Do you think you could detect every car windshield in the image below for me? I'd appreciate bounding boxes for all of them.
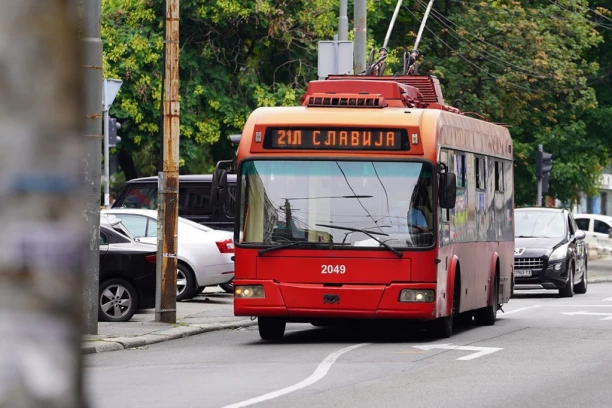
[515,210,566,238]
[238,160,435,248]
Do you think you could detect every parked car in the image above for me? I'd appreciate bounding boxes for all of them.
[112,174,237,231]
[102,209,235,300]
[514,208,588,297]
[99,215,157,322]
[573,213,612,255]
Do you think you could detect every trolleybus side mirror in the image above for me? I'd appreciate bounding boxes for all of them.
[211,168,228,207]
[439,172,457,209]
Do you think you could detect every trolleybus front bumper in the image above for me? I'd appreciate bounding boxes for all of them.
[234,280,438,321]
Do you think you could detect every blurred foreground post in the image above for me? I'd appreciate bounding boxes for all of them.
[0,1,86,407]
[156,0,180,323]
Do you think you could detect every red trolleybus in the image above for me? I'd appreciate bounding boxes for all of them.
[226,75,514,340]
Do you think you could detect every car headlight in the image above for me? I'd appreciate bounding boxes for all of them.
[399,289,435,303]
[549,244,569,261]
[235,285,265,299]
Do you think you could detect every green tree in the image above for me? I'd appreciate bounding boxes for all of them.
[102,0,337,179]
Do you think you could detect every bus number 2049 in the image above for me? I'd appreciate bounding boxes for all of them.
[321,265,346,274]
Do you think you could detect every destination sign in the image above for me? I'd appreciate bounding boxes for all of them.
[263,127,409,151]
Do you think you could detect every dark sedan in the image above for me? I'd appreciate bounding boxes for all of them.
[514,208,587,297]
[99,216,157,322]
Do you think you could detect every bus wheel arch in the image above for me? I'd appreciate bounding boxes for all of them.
[428,258,460,339]
[446,256,461,317]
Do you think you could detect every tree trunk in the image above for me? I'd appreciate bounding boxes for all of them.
[118,148,139,180]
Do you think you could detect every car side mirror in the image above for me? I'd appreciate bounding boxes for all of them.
[575,230,586,240]
[439,172,457,209]
[211,168,228,207]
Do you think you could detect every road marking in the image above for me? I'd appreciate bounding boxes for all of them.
[543,304,612,308]
[604,297,612,301]
[413,343,503,361]
[222,343,370,408]
[502,305,541,315]
[562,311,612,320]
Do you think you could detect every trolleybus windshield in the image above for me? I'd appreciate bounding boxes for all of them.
[238,160,435,249]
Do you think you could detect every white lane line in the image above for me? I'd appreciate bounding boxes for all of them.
[413,344,503,360]
[222,343,370,408]
[541,304,612,307]
[604,297,612,301]
[501,305,541,315]
[562,311,612,320]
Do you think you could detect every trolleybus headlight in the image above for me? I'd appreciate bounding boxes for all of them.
[235,285,265,299]
[399,289,435,303]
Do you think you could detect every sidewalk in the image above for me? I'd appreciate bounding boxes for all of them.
[588,254,612,283]
[82,288,255,355]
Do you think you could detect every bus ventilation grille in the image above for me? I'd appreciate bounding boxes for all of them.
[304,93,386,108]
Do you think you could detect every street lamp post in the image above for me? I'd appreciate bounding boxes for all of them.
[102,78,123,208]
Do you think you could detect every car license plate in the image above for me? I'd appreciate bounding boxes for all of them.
[515,270,532,277]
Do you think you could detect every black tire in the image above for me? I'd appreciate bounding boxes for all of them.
[99,278,139,322]
[575,263,588,294]
[176,263,197,301]
[427,275,459,338]
[475,273,498,326]
[219,280,234,293]
[258,317,286,340]
[559,263,575,298]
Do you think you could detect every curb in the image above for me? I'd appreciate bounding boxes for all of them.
[82,319,257,355]
[588,276,612,284]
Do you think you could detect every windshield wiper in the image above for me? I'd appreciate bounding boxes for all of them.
[315,224,403,258]
[258,241,329,255]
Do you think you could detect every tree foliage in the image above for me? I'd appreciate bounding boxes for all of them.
[103,0,611,206]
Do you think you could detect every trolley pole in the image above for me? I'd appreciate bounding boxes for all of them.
[339,0,349,41]
[0,1,86,406]
[354,0,367,74]
[156,0,180,323]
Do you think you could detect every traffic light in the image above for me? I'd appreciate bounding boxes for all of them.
[535,150,553,178]
[109,117,121,147]
[542,173,549,194]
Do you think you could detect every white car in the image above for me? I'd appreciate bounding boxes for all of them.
[101,209,234,301]
[574,213,612,255]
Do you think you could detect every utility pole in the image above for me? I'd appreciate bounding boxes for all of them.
[156,0,180,323]
[354,0,367,74]
[0,1,86,406]
[82,0,103,335]
[339,0,349,41]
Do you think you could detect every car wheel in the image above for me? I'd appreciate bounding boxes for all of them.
[559,263,575,298]
[99,279,138,322]
[475,273,498,326]
[575,263,588,294]
[258,317,286,341]
[176,263,197,301]
[219,280,234,293]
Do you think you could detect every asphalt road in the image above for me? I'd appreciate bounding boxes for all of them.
[85,282,612,408]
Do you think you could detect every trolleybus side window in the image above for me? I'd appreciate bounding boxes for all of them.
[456,153,466,188]
[475,156,486,190]
[495,161,504,192]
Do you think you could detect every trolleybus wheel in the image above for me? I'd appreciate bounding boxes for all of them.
[258,317,286,340]
[475,272,499,326]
